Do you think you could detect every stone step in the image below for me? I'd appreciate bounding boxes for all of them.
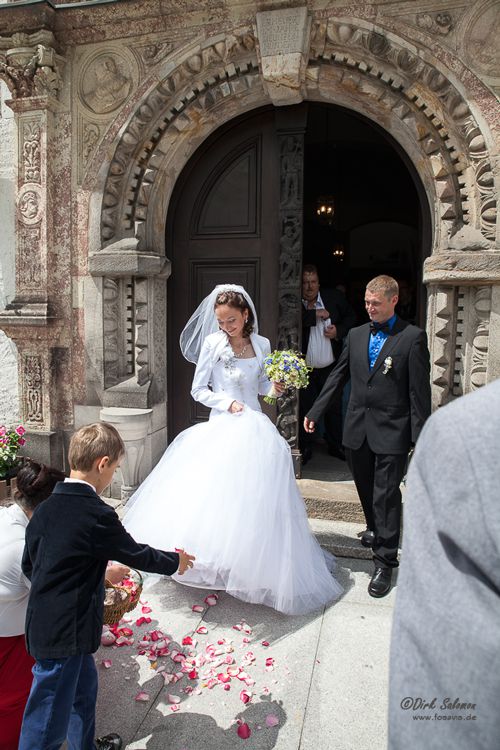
[309,517,372,560]
[299,478,366,523]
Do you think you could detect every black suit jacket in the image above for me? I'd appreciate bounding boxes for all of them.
[302,288,356,361]
[22,482,180,659]
[307,318,431,454]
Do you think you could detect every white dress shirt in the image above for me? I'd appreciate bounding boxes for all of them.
[0,503,30,637]
[303,292,335,368]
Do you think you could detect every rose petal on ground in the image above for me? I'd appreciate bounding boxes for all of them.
[141,606,152,614]
[188,669,198,680]
[196,626,208,634]
[170,704,180,712]
[182,636,193,646]
[233,624,242,631]
[265,657,275,667]
[239,689,252,704]
[134,692,150,702]
[217,673,230,683]
[261,641,270,647]
[101,659,112,669]
[192,604,204,613]
[237,722,251,739]
[265,714,279,727]
[242,637,251,644]
[101,631,116,647]
[204,594,218,606]
[223,684,231,691]
[227,666,240,677]
[167,694,181,704]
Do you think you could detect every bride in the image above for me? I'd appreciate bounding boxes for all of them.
[123,284,343,615]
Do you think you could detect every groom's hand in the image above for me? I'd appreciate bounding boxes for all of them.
[304,417,316,433]
[177,550,196,575]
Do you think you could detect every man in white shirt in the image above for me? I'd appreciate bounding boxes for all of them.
[300,264,356,465]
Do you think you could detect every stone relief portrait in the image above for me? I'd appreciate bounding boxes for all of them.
[81,53,132,114]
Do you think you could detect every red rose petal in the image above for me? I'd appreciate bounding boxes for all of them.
[237,722,251,739]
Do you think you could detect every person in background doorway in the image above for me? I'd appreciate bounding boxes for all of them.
[300,264,356,465]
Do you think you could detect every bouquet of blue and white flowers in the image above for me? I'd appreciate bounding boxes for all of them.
[263,350,311,405]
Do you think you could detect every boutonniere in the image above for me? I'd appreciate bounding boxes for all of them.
[382,356,393,375]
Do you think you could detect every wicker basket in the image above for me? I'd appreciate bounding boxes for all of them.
[103,569,143,626]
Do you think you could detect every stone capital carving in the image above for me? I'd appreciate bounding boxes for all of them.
[0,38,63,99]
[255,7,311,105]
[89,239,171,278]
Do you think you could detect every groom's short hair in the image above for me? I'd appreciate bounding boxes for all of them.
[68,422,125,471]
[366,275,399,299]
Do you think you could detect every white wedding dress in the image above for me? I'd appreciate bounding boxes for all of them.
[123,331,343,615]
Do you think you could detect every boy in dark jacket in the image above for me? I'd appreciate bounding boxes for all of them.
[19,422,195,750]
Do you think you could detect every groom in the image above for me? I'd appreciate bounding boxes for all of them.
[304,275,431,597]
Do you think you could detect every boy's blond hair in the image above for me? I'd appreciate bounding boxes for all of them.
[68,422,125,471]
[366,275,399,299]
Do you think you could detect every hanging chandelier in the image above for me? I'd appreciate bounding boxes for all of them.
[315,195,335,225]
[332,242,345,261]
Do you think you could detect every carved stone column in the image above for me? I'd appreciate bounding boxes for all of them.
[0,32,66,466]
[275,106,307,476]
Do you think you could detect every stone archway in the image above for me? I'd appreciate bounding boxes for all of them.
[88,15,498,430]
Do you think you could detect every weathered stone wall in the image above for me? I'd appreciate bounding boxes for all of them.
[0,0,497,481]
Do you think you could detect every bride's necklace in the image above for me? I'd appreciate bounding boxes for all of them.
[230,339,249,358]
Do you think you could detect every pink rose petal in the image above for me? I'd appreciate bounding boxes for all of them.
[170,704,180,712]
[101,631,116,647]
[192,604,204,613]
[101,659,112,669]
[204,594,218,606]
[265,714,279,727]
[188,669,198,680]
[239,689,252,704]
[135,691,150,702]
[261,641,270,647]
[167,693,181,704]
[196,626,208,634]
[227,666,240,677]
[223,684,231,691]
[141,606,152,614]
[237,722,251,739]
[182,636,193,646]
[265,657,275,667]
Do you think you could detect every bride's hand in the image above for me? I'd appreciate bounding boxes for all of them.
[229,400,244,413]
[272,382,286,396]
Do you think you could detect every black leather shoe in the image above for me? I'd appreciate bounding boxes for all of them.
[327,444,346,461]
[301,447,312,466]
[360,529,375,548]
[368,567,393,598]
[95,734,123,750]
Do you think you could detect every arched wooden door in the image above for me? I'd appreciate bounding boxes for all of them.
[167,108,281,438]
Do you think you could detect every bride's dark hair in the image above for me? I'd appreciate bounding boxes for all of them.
[214,290,254,337]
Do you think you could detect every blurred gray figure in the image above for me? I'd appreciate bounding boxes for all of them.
[389,378,500,749]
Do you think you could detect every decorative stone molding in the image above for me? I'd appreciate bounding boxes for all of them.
[22,352,44,426]
[99,406,152,503]
[255,7,312,105]
[275,107,306,458]
[427,286,456,408]
[470,286,492,390]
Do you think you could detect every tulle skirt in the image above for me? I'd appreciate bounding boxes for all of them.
[123,408,343,615]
